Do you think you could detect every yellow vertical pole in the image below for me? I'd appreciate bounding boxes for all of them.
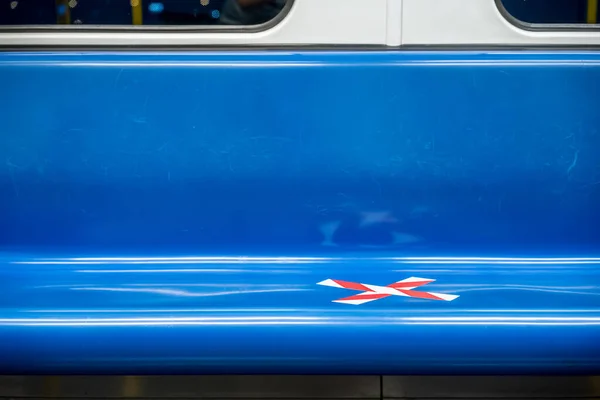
[55,0,70,24]
[131,0,143,25]
[587,0,598,24]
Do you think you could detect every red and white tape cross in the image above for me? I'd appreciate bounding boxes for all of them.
[317,277,459,305]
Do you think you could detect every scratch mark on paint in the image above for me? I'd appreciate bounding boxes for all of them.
[567,150,579,175]
[113,69,124,90]
[5,157,23,197]
[320,221,341,247]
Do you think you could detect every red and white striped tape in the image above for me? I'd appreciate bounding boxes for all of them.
[317,277,459,304]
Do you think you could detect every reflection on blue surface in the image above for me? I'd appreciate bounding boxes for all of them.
[0,51,600,373]
[0,254,599,373]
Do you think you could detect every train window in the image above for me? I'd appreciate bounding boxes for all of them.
[498,0,599,26]
[0,0,290,27]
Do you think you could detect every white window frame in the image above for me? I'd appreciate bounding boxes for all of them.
[401,0,600,46]
[0,0,390,46]
[2,0,600,47]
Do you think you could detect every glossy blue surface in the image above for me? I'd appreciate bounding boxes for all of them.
[1,51,599,374]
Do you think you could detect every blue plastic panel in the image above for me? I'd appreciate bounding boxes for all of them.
[0,51,599,374]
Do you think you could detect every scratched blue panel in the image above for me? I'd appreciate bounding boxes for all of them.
[0,51,599,374]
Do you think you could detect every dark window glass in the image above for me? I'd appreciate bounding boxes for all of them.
[0,0,288,26]
[500,0,598,25]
